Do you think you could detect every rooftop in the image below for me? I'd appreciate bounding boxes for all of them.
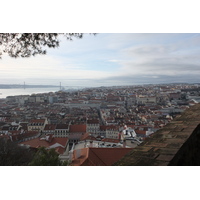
[114,103,200,166]
[71,147,134,166]
[69,124,86,133]
[73,140,127,150]
[44,124,56,130]
[56,124,69,130]
[29,119,46,123]
[19,135,68,154]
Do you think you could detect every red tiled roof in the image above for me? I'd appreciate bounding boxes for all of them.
[69,124,86,133]
[19,123,28,130]
[29,119,46,123]
[80,132,96,141]
[0,103,8,107]
[25,131,38,135]
[55,146,65,154]
[44,124,56,130]
[72,148,133,166]
[9,130,21,135]
[126,125,135,129]
[56,124,69,130]
[100,125,107,131]
[87,119,99,124]
[5,131,39,141]
[19,137,68,151]
[101,138,119,143]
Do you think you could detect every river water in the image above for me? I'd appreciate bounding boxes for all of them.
[0,87,60,98]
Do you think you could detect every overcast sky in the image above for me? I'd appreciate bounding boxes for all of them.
[1,33,200,87]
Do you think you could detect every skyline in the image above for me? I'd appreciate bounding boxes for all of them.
[1,33,200,87]
[1,0,199,197]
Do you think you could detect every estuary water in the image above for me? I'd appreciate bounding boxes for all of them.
[0,87,60,98]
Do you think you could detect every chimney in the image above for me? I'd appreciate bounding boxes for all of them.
[48,134,53,142]
[123,139,126,148]
[45,135,50,141]
[9,135,13,142]
[89,140,93,147]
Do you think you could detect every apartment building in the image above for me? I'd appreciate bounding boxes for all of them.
[27,118,48,132]
[86,119,100,136]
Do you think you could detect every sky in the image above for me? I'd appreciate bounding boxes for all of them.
[1,33,200,87]
[1,1,200,199]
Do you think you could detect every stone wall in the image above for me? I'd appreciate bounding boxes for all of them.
[114,103,200,166]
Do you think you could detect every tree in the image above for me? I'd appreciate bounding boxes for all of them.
[28,147,68,166]
[0,137,35,166]
[0,33,94,59]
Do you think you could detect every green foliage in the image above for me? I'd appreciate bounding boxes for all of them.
[28,147,68,166]
[62,160,70,166]
[0,138,35,166]
[0,33,95,59]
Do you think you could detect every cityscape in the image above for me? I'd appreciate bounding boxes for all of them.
[0,82,200,165]
[1,2,200,199]
[1,33,200,167]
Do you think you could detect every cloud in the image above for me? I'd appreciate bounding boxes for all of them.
[1,33,200,86]
[116,35,200,78]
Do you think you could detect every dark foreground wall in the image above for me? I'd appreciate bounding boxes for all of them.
[114,103,200,166]
[168,123,200,165]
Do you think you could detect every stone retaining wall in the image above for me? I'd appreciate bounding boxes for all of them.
[114,103,200,166]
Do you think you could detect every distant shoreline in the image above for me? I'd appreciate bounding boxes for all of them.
[0,87,60,99]
[0,84,59,89]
